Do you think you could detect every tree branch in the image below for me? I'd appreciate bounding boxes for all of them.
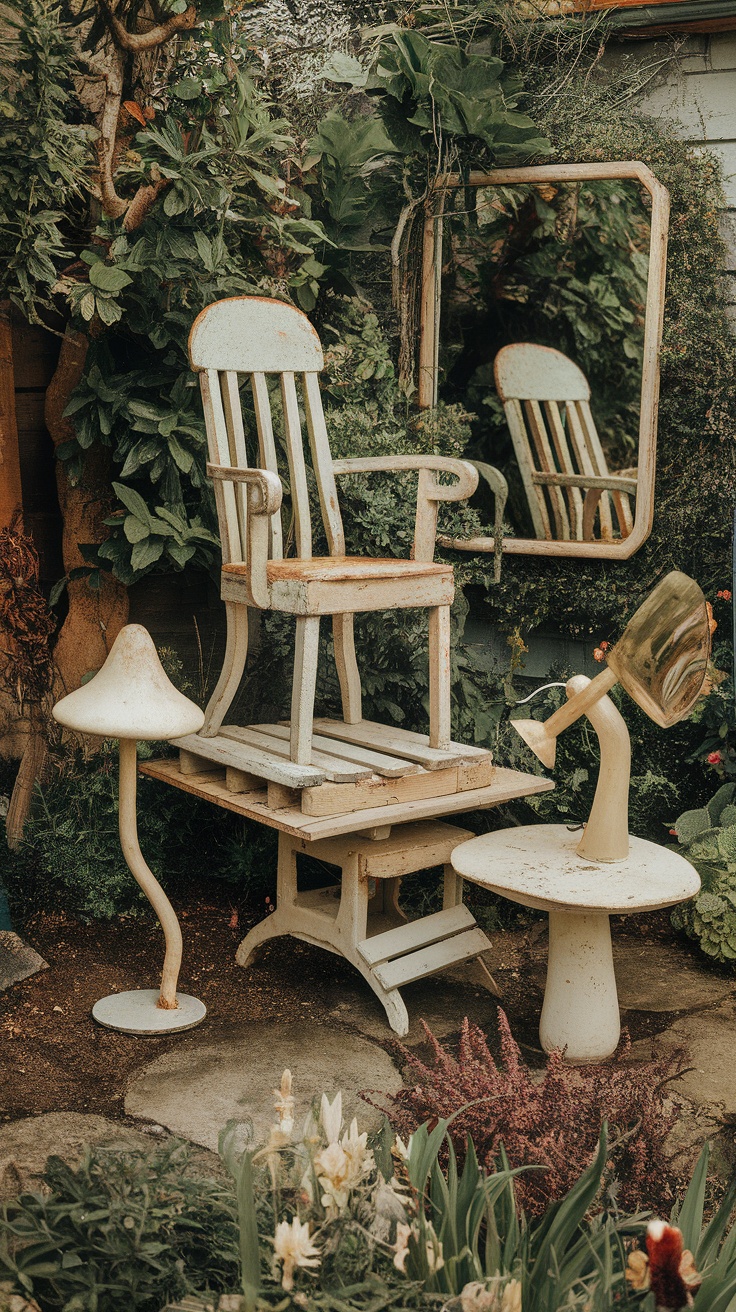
[96,0,198,52]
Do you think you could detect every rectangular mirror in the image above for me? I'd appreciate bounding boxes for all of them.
[418,162,669,560]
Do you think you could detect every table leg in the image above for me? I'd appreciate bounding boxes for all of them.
[540,910,620,1063]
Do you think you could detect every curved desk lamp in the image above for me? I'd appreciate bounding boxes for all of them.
[452,571,709,1062]
[53,625,207,1035]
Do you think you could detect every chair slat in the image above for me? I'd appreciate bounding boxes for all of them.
[505,399,551,539]
[303,372,345,555]
[525,400,570,539]
[201,370,242,563]
[280,371,312,559]
[578,400,634,538]
[544,401,583,540]
[251,371,284,560]
[571,402,614,541]
[222,371,249,551]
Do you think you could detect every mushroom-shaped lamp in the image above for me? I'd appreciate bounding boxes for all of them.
[451,572,709,1063]
[53,625,207,1034]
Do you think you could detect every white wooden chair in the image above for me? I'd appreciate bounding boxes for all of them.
[494,343,638,543]
[188,296,479,767]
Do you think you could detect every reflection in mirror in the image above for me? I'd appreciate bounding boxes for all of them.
[426,165,669,560]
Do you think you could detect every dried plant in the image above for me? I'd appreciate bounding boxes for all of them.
[380,1010,687,1217]
[0,513,55,710]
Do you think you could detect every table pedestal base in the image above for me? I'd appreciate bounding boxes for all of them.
[541,911,620,1063]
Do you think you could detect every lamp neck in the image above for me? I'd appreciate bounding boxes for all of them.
[566,675,631,862]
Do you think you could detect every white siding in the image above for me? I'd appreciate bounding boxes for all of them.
[623,32,736,318]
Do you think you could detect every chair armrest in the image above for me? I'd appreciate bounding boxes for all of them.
[206,464,283,516]
[207,464,282,608]
[333,455,479,561]
[332,454,479,502]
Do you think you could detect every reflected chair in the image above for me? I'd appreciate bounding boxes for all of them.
[494,343,638,543]
[188,296,479,766]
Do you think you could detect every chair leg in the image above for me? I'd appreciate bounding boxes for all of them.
[428,605,451,750]
[332,613,362,724]
[291,616,320,764]
[201,602,248,738]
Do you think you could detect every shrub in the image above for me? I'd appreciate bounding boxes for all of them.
[379,1010,686,1218]
[671,783,736,966]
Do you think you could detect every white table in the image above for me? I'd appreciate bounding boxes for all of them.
[451,824,700,1063]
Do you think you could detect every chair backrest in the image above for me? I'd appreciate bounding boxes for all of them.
[189,296,345,566]
[494,342,634,542]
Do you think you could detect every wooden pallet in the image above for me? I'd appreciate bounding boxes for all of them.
[173,718,497,818]
[140,755,554,842]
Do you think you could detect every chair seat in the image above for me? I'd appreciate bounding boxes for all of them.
[221,556,455,615]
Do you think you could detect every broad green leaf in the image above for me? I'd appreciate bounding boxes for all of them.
[130,537,164,571]
[112,481,155,528]
[88,263,133,293]
[172,77,202,101]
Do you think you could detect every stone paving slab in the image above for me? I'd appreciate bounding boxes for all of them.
[125,1019,403,1151]
[0,1113,152,1198]
[633,999,736,1116]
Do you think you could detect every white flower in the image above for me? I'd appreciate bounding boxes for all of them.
[425,1227,444,1275]
[460,1278,522,1312]
[272,1216,321,1291]
[314,1116,375,1213]
[393,1134,412,1162]
[314,1140,351,1211]
[320,1091,342,1144]
[273,1069,295,1136]
[393,1221,413,1272]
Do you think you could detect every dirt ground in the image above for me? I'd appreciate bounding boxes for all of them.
[0,870,713,1128]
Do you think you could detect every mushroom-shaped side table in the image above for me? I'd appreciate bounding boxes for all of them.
[452,822,699,1063]
[453,571,708,1064]
[53,624,207,1035]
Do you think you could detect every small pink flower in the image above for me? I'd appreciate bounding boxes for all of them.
[707,751,722,765]
[717,589,732,601]
[669,829,677,836]
[599,640,610,650]
[593,647,605,663]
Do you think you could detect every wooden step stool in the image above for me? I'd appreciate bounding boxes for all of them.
[235,820,496,1036]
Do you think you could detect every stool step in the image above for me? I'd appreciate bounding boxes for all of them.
[373,928,492,991]
[358,903,475,967]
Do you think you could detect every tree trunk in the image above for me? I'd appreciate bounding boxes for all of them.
[46,328,128,695]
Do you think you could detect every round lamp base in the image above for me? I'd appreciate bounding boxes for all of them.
[92,989,206,1035]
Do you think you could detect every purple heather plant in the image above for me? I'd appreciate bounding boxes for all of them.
[380,1010,687,1217]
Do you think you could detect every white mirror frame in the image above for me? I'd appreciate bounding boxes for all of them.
[418,161,670,560]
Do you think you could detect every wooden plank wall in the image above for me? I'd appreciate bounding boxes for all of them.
[629,32,736,325]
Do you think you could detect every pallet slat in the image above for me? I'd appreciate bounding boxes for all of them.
[313,717,492,770]
[174,734,325,789]
[219,724,370,783]
[271,722,420,777]
[373,927,492,990]
[358,904,475,967]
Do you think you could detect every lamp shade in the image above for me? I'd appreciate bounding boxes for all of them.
[53,625,205,741]
[607,571,711,729]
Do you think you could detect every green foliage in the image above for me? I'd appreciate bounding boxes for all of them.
[53,59,330,583]
[0,1141,240,1310]
[0,0,91,322]
[9,1096,736,1312]
[671,783,736,966]
[366,29,549,163]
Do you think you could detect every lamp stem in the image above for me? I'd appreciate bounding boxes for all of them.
[118,737,182,1009]
[566,675,630,862]
[544,665,617,740]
